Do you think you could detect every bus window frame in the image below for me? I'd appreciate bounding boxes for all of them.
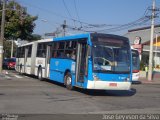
[37,42,52,58]
[26,45,32,58]
[52,40,77,60]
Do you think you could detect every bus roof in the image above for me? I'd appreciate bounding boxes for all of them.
[53,33,90,41]
[20,41,34,47]
[18,38,53,47]
[53,33,129,41]
[36,38,53,43]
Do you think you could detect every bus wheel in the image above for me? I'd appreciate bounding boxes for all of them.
[64,72,73,90]
[38,68,43,80]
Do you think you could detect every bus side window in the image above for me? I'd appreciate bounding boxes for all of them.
[70,50,75,60]
[57,50,65,58]
[37,43,47,58]
[65,41,77,59]
[27,45,32,57]
[59,42,65,49]
[64,50,75,60]
[52,51,57,58]
[42,50,46,57]
[21,47,25,58]
[16,47,21,58]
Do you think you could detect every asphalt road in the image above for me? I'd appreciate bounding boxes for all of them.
[0,70,160,119]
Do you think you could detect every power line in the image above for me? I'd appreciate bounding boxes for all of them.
[62,0,79,29]
[15,0,158,34]
[80,6,155,33]
[73,0,82,27]
[82,17,150,33]
[62,0,72,19]
[16,0,71,22]
[15,0,112,28]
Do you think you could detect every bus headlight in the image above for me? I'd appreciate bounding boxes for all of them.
[126,77,130,81]
[93,75,100,81]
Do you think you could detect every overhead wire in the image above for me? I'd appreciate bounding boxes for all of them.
[15,0,160,34]
[62,0,73,19]
[73,0,82,27]
[64,16,151,34]
[16,0,98,26]
[62,0,78,29]
[81,6,155,33]
[96,17,150,33]
[16,0,120,28]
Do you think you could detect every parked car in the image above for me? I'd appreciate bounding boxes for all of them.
[3,58,16,69]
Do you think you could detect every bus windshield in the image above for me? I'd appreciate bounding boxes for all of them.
[92,44,130,73]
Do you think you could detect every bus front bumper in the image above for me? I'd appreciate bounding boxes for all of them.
[87,80,131,90]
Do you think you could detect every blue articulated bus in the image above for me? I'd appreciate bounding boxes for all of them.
[49,33,132,90]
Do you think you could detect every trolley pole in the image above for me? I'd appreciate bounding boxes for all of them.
[0,0,6,73]
[148,0,156,81]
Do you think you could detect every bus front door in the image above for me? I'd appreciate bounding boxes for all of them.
[76,42,88,84]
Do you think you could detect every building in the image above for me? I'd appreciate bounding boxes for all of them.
[124,25,160,69]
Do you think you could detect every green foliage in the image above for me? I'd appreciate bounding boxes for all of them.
[3,40,17,58]
[0,1,38,40]
[140,61,145,71]
[0,1,40,58]
[28,34,42,41]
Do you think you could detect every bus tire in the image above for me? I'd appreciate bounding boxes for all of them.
[38,68,43,81]
[64,72,73,90]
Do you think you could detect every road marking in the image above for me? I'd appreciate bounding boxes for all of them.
[14,75,23,78]
[5,75,11,79]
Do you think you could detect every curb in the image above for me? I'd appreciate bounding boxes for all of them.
[0,70,9,78]
[140,80,160,84]
[0,74,5,77]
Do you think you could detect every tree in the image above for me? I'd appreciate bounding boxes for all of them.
[0,1,39,58]
[3,40,17,58]
[29,34,41,41]
[0,0,38,40]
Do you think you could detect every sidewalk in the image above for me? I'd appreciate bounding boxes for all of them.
[0,70,9,79]
[139,71,160,84]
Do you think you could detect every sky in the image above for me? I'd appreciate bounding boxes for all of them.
[16,0,160,36]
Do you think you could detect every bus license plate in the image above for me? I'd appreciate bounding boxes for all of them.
[109,83,117,87]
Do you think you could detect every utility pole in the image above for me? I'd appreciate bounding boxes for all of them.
[0,0,6,73]
[148,0,156,81]
[11,40,14,58]
[62,20,67,36]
